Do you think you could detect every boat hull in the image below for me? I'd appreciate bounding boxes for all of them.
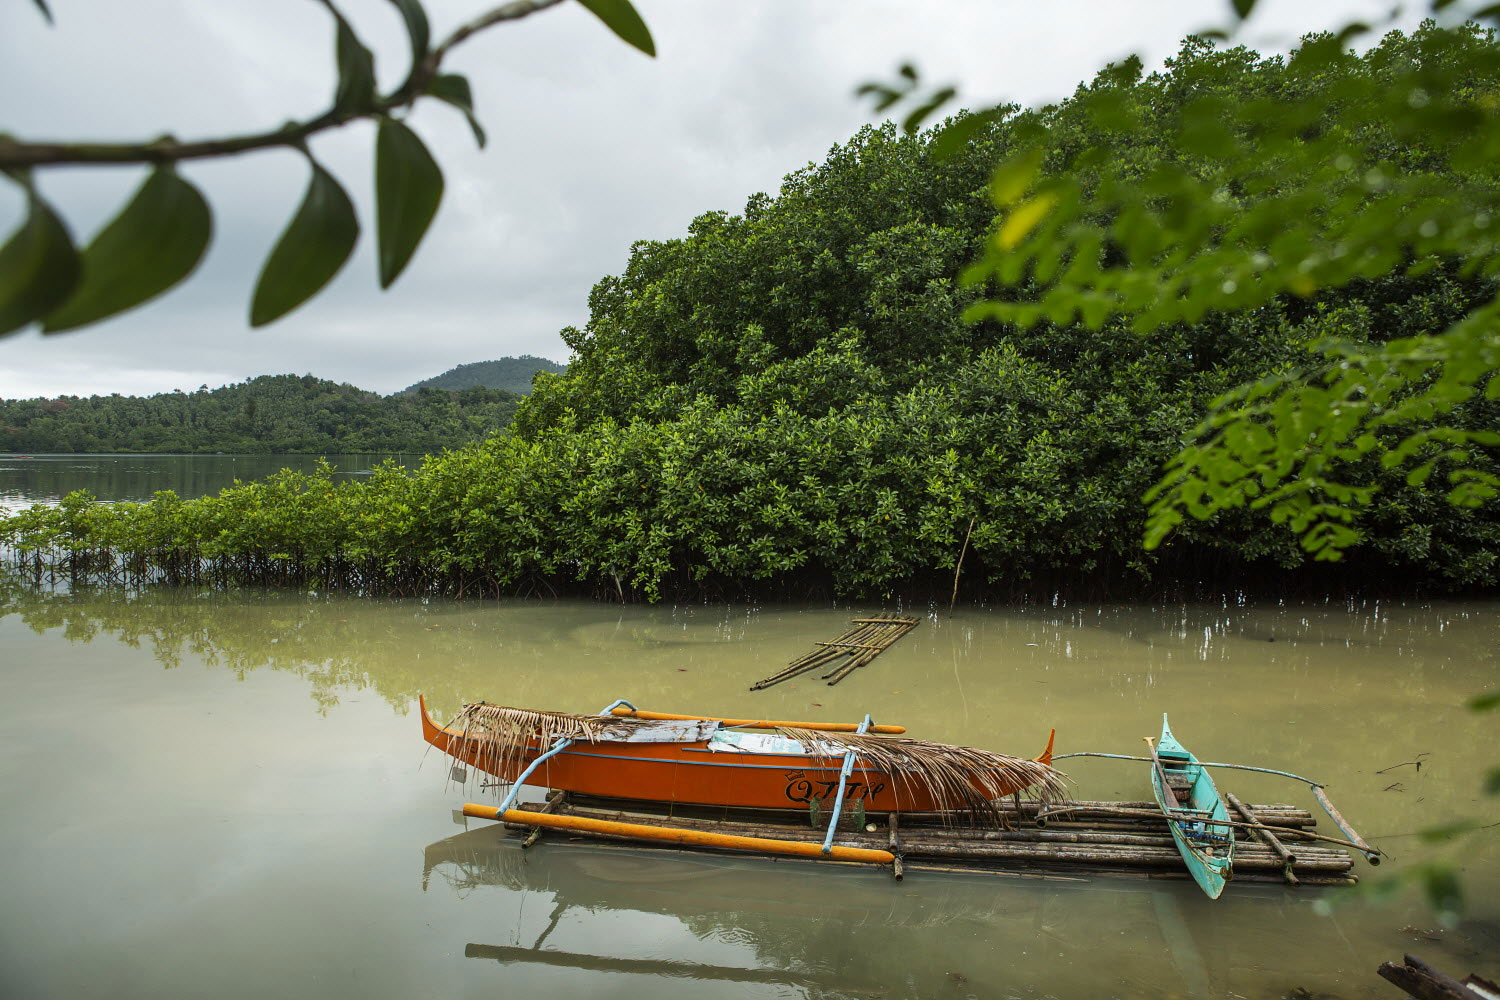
[421,696,1055,814]
[1151,714,1234,898]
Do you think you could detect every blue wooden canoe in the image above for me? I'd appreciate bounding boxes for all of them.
[1149,714,1235,898]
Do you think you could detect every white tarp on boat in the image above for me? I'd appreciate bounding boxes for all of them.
[608,718,721,743]
[706,729,841,756]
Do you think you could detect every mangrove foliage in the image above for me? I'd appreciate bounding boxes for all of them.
[4,26,1497,600]
[0,374,520,454]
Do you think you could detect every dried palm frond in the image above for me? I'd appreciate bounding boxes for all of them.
[439,703,663,784]
[774,728,1068,826]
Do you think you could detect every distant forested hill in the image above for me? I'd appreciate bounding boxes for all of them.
[400,356,567,395]
[0,374,520,454]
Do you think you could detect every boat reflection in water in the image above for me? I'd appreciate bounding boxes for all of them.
[420,824,1362,999]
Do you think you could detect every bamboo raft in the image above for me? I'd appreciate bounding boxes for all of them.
[751,617,919,690]
[472,791,1362,886]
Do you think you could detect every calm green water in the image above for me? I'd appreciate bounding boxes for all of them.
[0,457,1496,999]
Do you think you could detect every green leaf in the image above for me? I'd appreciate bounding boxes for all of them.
[425,74,486,148]
[576,0,655,57]
[1232,0,1257,17]
[375,117,444,288]
[42,167,211,333]
[990,147,1044,207]
[902,87,957,136]
[333,15,378,112]
[1420,819,1478,843]
[386,0,430,80]
[997,191,1058,249]
[930,112,990,160]
[0,187,80,335]
[1484,767,1500,796]
[250,161,360,327]
[1470,690,1500,711]
[1418,865,1463,919]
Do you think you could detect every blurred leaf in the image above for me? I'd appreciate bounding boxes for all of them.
[1419,865,1463,919]
[31,0,53,24]
[425,74,486,148]
[42,167,211,333]
[857,82,904,113]
[386,0,430,80]
[997,191,1058,249]
[576,0,655,57]
[930,108,1003,160]
[333,15,378,112]
[902,87,957,135]
[1335,21,1372,46]
[0,187,80,335]
[1431,0,1459,10]
[250,161,359,327]
[375,117,444,289]
[1232,0,1258,17]
[1484,767,1500,795]
[1470,690,1500,711]
[1420,819,1479,843]
[990,147,1045,207]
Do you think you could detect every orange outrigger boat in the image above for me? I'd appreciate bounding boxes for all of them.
[420,695,1058,815]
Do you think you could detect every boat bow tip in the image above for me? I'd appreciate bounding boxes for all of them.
[1039,728,1056,765]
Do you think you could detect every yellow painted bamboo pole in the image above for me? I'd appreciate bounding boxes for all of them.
[607,708,905,735]
[462,804,896,865]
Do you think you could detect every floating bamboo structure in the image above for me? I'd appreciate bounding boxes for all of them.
[466,791,1362,887]
[751,617,919,690]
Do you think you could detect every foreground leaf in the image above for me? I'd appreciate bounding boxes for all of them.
[0,188,80,335]
[375,118,444,288]
[333,16,378,112]
[387,0,430,82]
[577,0,655,57]
[42,167,211,333]
[250,162,359,327]
[426,74,487,148]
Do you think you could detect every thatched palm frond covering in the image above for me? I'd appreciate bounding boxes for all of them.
[774,728,1068,824]
[442,703,664,783]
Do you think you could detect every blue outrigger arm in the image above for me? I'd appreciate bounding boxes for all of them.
[495,697,639,814]
[821,714,873,854]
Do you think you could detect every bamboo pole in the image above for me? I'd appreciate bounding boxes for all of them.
[1312,785,1381,866]
[1227,792,1298,885]
[888,812,903,880]
[549,804,1353,865]
[464,804,896,865]
[1038,805,1377,855]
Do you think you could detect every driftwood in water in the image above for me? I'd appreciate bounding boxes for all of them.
[751,617,919,690]
[1378,953,1498,1000]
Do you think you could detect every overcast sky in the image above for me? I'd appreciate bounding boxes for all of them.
[0,0,1411,399]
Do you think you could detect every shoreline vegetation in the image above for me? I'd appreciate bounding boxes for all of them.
[3,28,1497,603]
[0,374,522,455]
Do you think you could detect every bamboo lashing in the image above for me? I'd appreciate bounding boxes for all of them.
[752,617,919,690]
